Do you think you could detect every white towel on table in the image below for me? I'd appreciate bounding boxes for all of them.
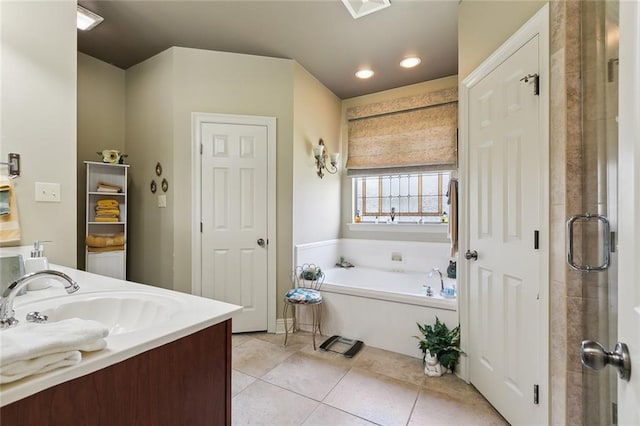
[0,318,109,383]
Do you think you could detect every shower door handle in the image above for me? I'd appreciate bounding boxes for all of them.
[566,214,611,272]
[581,340,631,381]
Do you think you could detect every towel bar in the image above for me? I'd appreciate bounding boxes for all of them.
[0,153,20,178]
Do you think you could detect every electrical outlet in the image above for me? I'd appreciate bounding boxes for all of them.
[35,182,61,203]
[158,194,167,208]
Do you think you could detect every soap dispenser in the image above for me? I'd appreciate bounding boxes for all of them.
[24,241,52,290]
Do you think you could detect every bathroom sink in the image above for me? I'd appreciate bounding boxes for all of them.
[15,291,182,335]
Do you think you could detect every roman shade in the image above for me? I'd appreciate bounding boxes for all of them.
[346,87,458,176]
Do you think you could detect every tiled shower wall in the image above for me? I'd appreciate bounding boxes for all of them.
[549,0,583,423]
[550,0,617,424]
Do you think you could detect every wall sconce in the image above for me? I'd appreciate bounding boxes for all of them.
[313,139,340,178]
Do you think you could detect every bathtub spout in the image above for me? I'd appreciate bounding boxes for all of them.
[429,268,444,292]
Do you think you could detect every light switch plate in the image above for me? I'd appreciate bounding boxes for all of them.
[35,182,61,203]
[158,194,167,208]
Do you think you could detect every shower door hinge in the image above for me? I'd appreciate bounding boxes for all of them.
[520,73,539,96]
[611,231,616,253]
[534,230,539,250]
[533,384,539,405]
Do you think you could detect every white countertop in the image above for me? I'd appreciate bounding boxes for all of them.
[0,261,242,407]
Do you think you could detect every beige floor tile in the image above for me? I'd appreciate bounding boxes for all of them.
[262,352,349,401]
[323,368,420,425]
[233,337,296,377]
[232,333,256,347]
[354,345,426,387]
[233,369,257,397]
[298,340,361,369]
[232,380,319,426]
[255,330,314,349]
[421,373,488,405]
[408,388,508,426]
[302,404,376,426]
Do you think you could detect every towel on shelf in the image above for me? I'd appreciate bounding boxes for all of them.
[96,199,119,208]
[86,232,125,248]
[87,245,125,253]
[0,318,108,384]
[0,176,21,242]
[94,209,120,216]
[96,181,122,193]
[94,217,118,223]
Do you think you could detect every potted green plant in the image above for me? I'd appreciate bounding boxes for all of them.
[415,317,460,376]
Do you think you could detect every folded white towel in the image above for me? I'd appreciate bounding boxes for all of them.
[0,318,109,378]
[0,351,81,383]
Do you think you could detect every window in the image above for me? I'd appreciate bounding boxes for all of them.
[353,172,451,224]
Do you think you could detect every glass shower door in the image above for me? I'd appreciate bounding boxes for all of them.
[580,0,619,424]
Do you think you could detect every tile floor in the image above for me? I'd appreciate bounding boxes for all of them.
[232,332,508,426]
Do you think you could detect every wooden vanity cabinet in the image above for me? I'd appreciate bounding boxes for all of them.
[1,320,232,426]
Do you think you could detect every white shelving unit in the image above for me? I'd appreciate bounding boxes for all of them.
[84,161,129,279]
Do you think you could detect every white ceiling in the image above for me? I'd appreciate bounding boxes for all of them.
[77,0,459,99]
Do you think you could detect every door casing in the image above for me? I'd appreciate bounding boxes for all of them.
[191,112,277,333]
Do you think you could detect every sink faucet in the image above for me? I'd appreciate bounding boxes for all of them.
[428,268,444,291]
[0,270,79,329]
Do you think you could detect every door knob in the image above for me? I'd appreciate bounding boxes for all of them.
[581,340,631,381]
[257,238,266,247]
[464,250,478,261]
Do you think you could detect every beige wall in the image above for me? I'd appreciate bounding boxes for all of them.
[125,47,296,295]
[172,47,295,297]
[292,63,342,246]
[290,63,342,310]
[339,75,458,242]
[125,50,175,288]
[458,0,547,80]
[0,1,77,267]
[77,53,126,269]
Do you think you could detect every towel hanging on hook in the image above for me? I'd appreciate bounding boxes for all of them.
[0,176,21,242]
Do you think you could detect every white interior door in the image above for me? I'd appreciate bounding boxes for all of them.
[616,0,640,422]
[466,34,546,425]
[200,122,269,333]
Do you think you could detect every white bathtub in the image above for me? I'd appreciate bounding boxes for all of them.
[322,267,457,311]
[296,268,458,359]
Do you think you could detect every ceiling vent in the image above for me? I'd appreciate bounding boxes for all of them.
[341,0,391,19]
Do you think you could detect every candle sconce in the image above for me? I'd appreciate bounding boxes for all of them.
[312,139,339,179]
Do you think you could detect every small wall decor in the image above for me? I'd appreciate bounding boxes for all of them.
[155,162,163,176]
[150,180,157,194]
[161,178,169,192]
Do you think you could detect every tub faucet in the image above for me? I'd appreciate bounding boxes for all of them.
[0,270,79,329]
[429,268,444,291]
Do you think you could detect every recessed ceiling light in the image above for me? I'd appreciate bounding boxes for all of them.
[341,0,391,19]
[400,57,422,68]
[77,5,104,31]
[355,69,374,79]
